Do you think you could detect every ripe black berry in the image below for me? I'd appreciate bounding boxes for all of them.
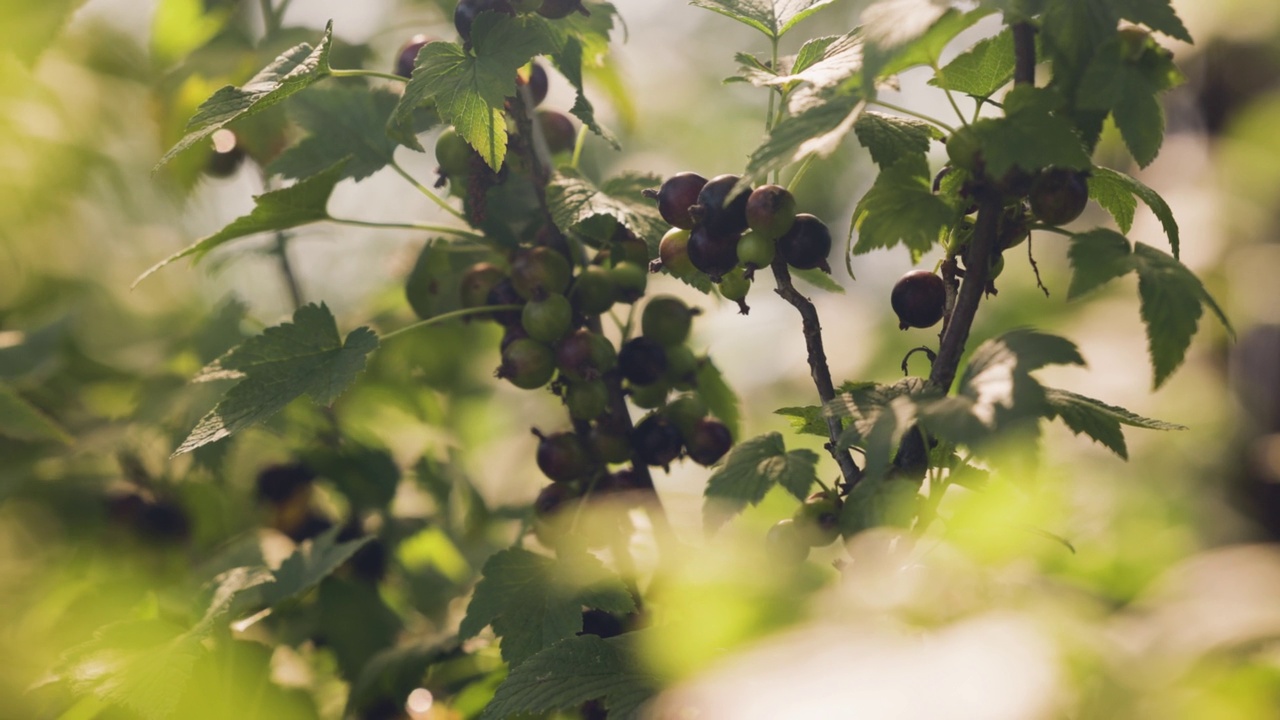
[745,184,797,240]
[395,35,434,78]
[256,462,316,505]
[484,278,525,326]
[497,338,556,389]
[1029,167,1089,226]
[520,62,549,107]
[891,269,947,330]
[619,337,668,385]
[776,214,832,271]
[686,226,739,280]
[454,0,515,43]
[535,430,592,482]
[685,418,732,466]
[556,329,615,381]
[648,172,707,230]
[692,174,750,235]
[511,246,572,300]
[537,110,577,155]
[631,414,683,468]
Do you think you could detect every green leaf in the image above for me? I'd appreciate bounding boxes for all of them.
[1045,387,1184,459]
[269,87,407,182]
[689,0,838,40]
[695,359,743,445]
[839,474,918,536]
[0,383,71,444]
[853,111,939,169]
[174,303,377,455]
[346,640,460,719]
[552,36,620,149]
[930,26,1016,98]
[851,156,953,255]
[743,92,865,184]
[774,405,828,437]
[481,635,658,720]
[703,433,819,531]
[1078,39,1182,167]
[394,15,558,170]
[547,170,668,253]
[770,31,864,106]
[1114,0,1192,43]
[134,161,346,286]
[157,22,334,167]
[969,86,1091,177]
[1132,243,1223,388]
[404,240,493,320]
[1067,228,1134,299]
[790,266,846,294]
[2,0,88,66]
[865,6,995,81]
[258,527,374,609]
[460,548,635,667]
[1088,167,1180,258]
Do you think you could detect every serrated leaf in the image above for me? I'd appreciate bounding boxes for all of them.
[1067,228,1134,299]
[690,0,838,40]
[157,22,333,167]
[774,405,828,437]
[1114,0,1192,43]
[547,170,667,252]
[345,640,460,718]
[851,156,953,255]
[259,527,373,609]
[1089,166,1180,258]
[481,635,657,720]
[0,384,71,444]
[1045,387,1184,459]
[269,87,406,182]
[792,36,840,75]
[1087,167,1138,232]
[866,6,995,81]
[969,86,1091,177]
[460,548,634,667]
[695,359,742,442]
[394,15,558,170]
[552,36,620,149]
[931,26,1016,97]
[1132,243,1212,388]
[134,161,346,286]
[704,433,818,531]
[790,266,846,293]
[769,31,864,109]
[743,92,865,183]
[1078,39,1182,167]
[861,0,950,51]
[853,111,939,169]
[174,303,377,455]
[840,473,919,536]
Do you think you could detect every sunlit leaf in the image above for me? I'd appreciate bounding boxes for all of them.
[689,0,838,40]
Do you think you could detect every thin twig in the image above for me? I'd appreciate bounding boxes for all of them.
[769,259,863,486]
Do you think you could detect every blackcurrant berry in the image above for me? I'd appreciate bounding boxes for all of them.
[686,226,739,280]
[648,172,707,230]
[533,223,574,263]
[435,128,473,179]
[641,295,694,347]
[520,62,549,107]
[521,293,573,342]
[776,214,831,271]
[999,203,1030,250]
[618,337,668,385]
[535,430,592,482]
[459,262,505,309]
[566,380,609,420]
[1028,167,1089,226]
[511,246,572,300]
[736,230,775,272]
[717,266,750,303]
[745,184,797,240]
[792,491,842,547]
[662,344,699,388]
[485,278,525,326]
[136,499,191,543]
[658,228,695,277]
[537,110,577,155]
[891,269,946,330]
[765,519,809,563]
[500,324,530,352]
[206,130,245,178]
[497,338,556,389]
[569,265,616,315]
[395,34,434,78]
[685,418,732,466]
[692,174,750,235]
[256,463,316,505]
[556,329,613,380]
[631,414,683,468]
[611,226,650,266]
[454,0,515,43]
[538,0,587,18]
[589,423,633,464]
[609,262,647,303]
[629,380,670,409]
[579,609,625,638]
[663,394,708,437]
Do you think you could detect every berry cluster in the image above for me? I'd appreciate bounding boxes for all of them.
[765,489,843,563]
[646,173,833,313]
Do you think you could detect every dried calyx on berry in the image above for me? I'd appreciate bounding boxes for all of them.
[776,214,832,272]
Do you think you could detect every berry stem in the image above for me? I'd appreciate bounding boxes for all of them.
[768,258,864,487]
[379,305,524,342]
[869,100,955,134]
[390,160,468,221]
[328,216,487,242]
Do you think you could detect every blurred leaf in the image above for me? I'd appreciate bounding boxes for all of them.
[394,16,557,169]
[1114,0,1192,43]
[865,6,995,81]
[1088,166,1180,257]
[403,240,492,320]
[150,0,231,69]
[774,404,828,437]
[689,0,838,40]
[256,528,373,613]
[768,31,864,105]
[305,444,400,512]
[345,640,461,718]
[968,86,1091,177]
[853,111,939,169]
[316,578,402,681]
[1045,387,1184,459]
[134,161,346,286]
[852,155,953,255]
[0,384,71,444]
[459,548,635,667]
[930,26,1016,97]
[175,303,376,455]
[704,433,819,531]
[840,473,918,536]
[695,358,742,442]
[1,0,88,65]
[270,87,407,182]
[547,170,667,251]
[743,92,865,184]
[790,266,846,293]
[1067,228,1135,299]
[481,635,656,720]
[158,22,334,167]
